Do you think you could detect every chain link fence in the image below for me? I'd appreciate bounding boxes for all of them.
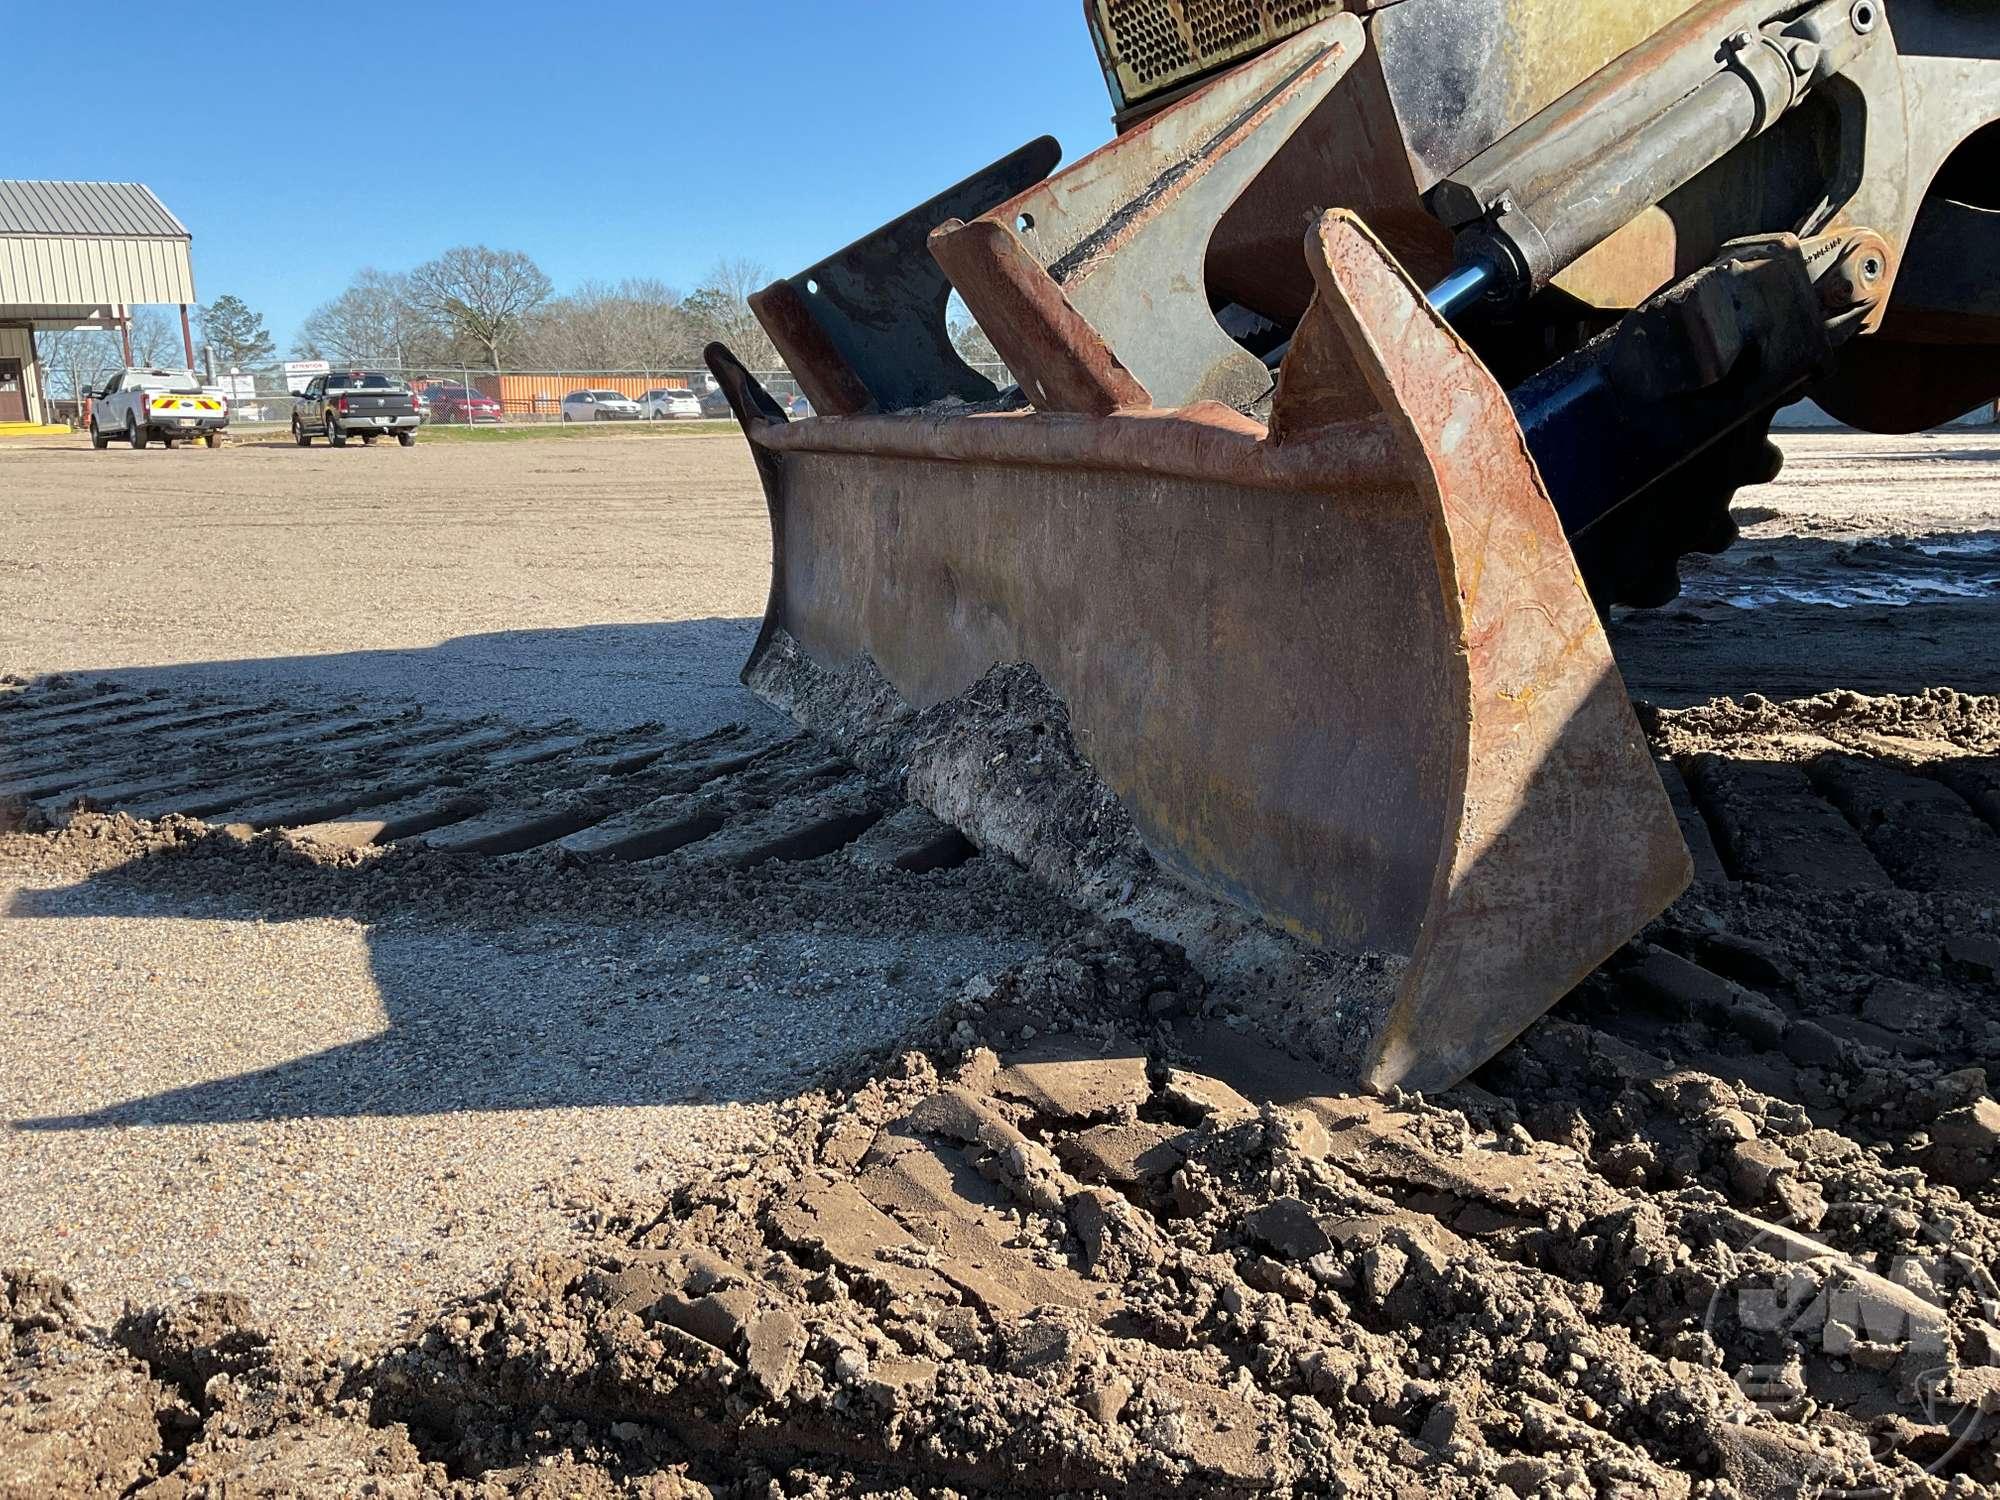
[196,360,1017,427]
[43,351,1996,434]
[40,353,1017,429]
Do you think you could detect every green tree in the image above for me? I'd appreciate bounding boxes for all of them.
[198,294,275,369]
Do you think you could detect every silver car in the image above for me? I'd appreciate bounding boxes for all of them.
[560,389,644,422]
[638,387,702,419]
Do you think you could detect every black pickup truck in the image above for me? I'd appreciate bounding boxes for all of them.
[292,371,422,447]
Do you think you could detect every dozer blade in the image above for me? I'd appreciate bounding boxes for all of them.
[710,9,1694,1090]
[709,209,1690,1092]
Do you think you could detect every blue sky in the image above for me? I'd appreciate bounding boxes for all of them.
[10,2,1115,353]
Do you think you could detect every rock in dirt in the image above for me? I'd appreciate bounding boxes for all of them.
[1926,1097,2000,1188]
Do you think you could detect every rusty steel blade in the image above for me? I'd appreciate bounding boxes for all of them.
[710,211,1689,1091]
[748,137,1062,418]
[933,11,1364,412]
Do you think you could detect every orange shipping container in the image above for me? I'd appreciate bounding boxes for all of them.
[475,374,690,416]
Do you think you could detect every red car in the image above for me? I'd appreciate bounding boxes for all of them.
[422,384,503,424]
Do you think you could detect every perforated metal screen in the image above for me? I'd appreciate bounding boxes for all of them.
[1088,0,1348,111]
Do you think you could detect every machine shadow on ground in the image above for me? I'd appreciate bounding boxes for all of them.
[2,618,1040,1133]
[62,615,775,740]
[1607,529,2000,706]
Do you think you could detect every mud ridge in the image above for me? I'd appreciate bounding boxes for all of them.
[746,630,1409,1085]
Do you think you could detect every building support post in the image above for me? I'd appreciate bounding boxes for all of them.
[179,305,195,370]
[118,309,133,368]
[26,326,42,425]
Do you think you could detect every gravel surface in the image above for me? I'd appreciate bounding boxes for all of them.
[5,427,1993,722]
[0,859,1035,1345]
[0,431,1046,1347]
[0,431,777,735]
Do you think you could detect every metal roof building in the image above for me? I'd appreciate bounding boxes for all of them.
[0,180,199,428]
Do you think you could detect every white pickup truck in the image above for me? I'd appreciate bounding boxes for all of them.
[88,368,228,449]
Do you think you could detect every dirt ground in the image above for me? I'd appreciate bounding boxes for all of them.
[0,430,1064,1348]
[0,429,777,735]
[2,426,1997,1497]
[3,427,1995,721]
[1610,429,2000,703]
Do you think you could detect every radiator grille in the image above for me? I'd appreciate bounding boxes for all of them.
[1101,0,1196,88]
[1183,0,1267,64]
[1090,0,1349,111]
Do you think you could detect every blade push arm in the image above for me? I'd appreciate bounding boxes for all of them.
[1425,0,1884,318]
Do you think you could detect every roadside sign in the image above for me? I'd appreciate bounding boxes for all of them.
[283,359,330,393]
[218,375,257,402]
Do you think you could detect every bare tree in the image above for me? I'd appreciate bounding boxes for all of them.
[297,269,445,368]
[36,314,182,396]
[289,249,782,380]
[126,310,186,367]
[609,277,692,370]
[408,246,552,371]
[948,293,1003,374]
[35,328,122,401]
[681,257,777,368]
[949,320,1002,366]
[518,277,691,371]
[521,279,626,370]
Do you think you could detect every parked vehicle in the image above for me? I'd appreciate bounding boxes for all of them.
[698,387,735,418]
[423,384,503,424]
[88,369,228,449]
[292,372,422,447]
[561,389,644,422]
[788,394,814,419]
[638,387,702,420]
